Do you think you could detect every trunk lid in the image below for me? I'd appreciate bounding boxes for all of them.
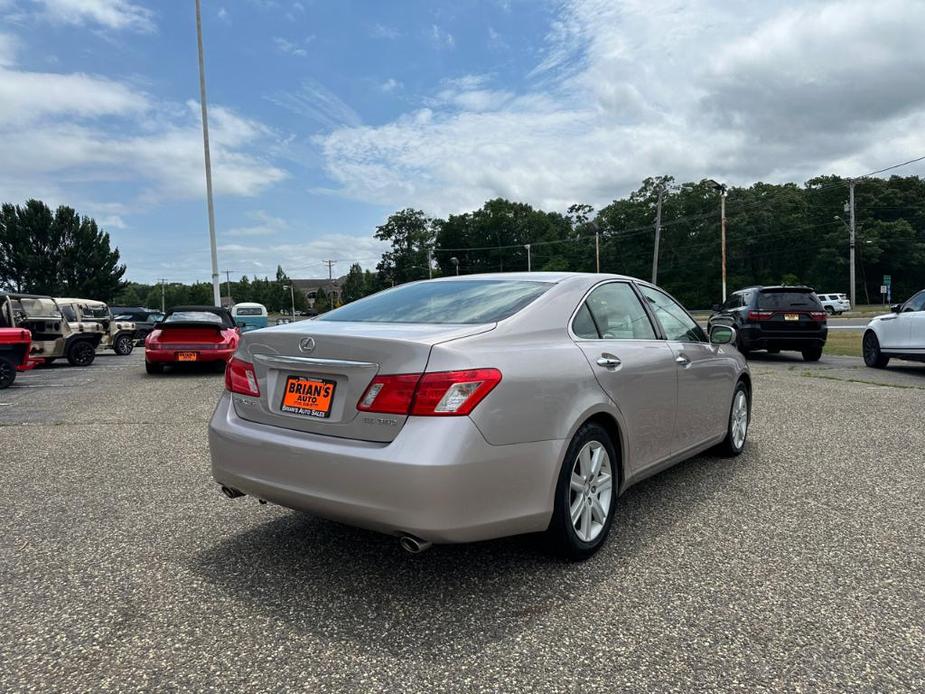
[233,321,494,442]
[157,324,226,345]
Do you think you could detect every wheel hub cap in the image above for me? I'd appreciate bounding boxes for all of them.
[569,441,613,543]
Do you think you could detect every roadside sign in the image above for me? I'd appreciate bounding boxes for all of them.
[880,285,888,294]
[883,275,892,286]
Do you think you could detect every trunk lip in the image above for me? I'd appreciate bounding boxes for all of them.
[252,353,377,370]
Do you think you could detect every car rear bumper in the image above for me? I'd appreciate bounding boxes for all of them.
[740,326,827,350]
[208,393,564,543]
[145,346,235,363]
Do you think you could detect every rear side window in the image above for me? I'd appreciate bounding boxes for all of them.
[320,280,550,324]
[757,291,822,310]
[166,311,224,325]
[904,291,925,312]
[576,282,656,340]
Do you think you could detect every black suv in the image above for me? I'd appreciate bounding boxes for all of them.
[110,306,165,342]
[708,286,828,361]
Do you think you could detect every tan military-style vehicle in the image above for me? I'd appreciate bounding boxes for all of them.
[0,293,104,366]
[55,298,137,356]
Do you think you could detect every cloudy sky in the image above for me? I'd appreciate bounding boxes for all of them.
[2,0,924,283]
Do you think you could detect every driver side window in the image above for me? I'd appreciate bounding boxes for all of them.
[639,285,706,343]
[574,282,656,340]
[903,291,925,312]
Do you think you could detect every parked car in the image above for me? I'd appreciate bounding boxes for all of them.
[230,302,268,332]
[145,305,240,374]
[110,306,166,342]
[0,327,35,388]
[817,293,851,315]
[708,285,828,361]
[862,288,925,368]
[210,272,751,559]
[0,292,103,366]
[55,298,136,355]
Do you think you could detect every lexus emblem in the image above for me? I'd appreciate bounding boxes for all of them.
[299,337,316,353]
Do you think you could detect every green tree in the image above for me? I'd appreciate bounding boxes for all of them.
[0,199,126,300]
[314,287,330,313]
[375,208,437,285]
[342,263,368,303]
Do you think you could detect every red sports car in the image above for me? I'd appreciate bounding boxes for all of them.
[0,327,36,388]
[144,306,240,374]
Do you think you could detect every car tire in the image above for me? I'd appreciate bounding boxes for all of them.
[862,331,889,369]
[825,306,834,315]
[66,340,96,367]
[145,360,164,375]
[0,355,15,389]
[212,360,227,373]
[802,346,823,362]
[114,333,134,356]
[716,381,750,457]
[547,422,618,561]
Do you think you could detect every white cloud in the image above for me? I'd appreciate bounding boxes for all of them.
[430,24,455,49]
[217,7,229,23]
[273,36,308,57]
[266,78,362,130]
[32,0,155,32]
[216,234,389,277]
[0,55,287,205]
[370,23,400,39]
[317,0,925,215]
[0,32,18,66]
[379,78,402,93]
[225,210,289,237]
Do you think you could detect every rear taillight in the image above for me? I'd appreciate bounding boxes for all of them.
[809,311,827,321]
[357,369,502,417]
[747,311,774,321]
[357,374,421,414]
[225,357,260,397]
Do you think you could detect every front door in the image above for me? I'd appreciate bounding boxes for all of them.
[571,281,677,472]
[638,285,734,452]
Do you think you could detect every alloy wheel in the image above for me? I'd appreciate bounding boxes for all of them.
[568,441,613,542]
[863,332,878,364]
[0,358,13,388]
[731,390,748,449]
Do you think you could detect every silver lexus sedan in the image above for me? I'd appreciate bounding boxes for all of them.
[209,272,750,559]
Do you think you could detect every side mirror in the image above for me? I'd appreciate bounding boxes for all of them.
[711,303,722,313]
[710,325,736,345]
[890,303,902,313]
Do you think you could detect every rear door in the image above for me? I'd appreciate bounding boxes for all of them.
[757,288,825,333]
[571,281,677,471]
[638,284,733,451]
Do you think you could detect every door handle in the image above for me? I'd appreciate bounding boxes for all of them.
[675,354,691,366]
[596,354,622,368]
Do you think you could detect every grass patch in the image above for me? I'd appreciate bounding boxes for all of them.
[823,331,862,357]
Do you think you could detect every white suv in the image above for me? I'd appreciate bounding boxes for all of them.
[817,293,851,315]
[862,289,925,368]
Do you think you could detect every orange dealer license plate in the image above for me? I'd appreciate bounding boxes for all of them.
[280,376,336,418]
[177,352,198,361]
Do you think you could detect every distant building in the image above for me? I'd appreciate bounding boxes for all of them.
[291,278,344,308]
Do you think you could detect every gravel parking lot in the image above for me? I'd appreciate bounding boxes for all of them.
[1,352,923,692]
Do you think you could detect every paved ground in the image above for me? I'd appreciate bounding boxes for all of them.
[1,351,923,692]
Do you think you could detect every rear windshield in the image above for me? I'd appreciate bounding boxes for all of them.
[165,311,226,325]
[757,291,822,310]
[319,280,551,324]
[234,307,265,316]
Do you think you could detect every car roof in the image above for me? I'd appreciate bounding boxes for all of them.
[168,305,231,313]
[232,302,267,309]
[427,271,640,284]
[55,297,107,306]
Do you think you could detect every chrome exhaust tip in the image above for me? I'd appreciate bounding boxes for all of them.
[221,486,245,499]
[399,535,432,554]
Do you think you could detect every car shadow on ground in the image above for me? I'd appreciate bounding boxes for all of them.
[191,448,749,660]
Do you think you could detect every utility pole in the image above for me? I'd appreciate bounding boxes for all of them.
[222,269,234,305]
[525,244,531,272]
[427,249,433,279]
[848,178,857,309]
[283,284,295,318]
[322,259,337,281]
[195,0,221,308]
[651,186,664,284]
[595,229,600,273]
[720,186,727,302]
[158,279,168,313]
